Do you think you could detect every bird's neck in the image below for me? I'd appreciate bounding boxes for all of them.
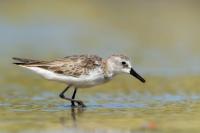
[103,60,116,79]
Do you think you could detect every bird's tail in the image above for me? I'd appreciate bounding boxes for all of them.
[12,57,42,65]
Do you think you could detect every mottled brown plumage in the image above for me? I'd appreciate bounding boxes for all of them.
[13,55,105,77]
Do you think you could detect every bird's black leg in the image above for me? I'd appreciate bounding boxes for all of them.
[59,85,71,99]
[71,88,77,107]
[59,86,86,107]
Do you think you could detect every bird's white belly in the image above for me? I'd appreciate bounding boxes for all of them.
[23,66,109,88]
[72,74,107,88]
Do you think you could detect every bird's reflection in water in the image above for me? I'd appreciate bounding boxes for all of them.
[71,107,85,121]
[60,107,85,129]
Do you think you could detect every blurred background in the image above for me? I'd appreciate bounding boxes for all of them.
[0,1,200,133]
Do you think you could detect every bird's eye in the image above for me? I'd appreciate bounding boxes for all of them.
[122,61,126,65]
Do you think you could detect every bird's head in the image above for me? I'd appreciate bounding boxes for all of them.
[106,55,145,83]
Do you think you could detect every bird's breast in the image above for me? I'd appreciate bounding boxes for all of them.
[74,68,109,88]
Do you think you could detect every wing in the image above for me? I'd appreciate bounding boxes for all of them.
[14,55,104,77]
[47,55,103,77]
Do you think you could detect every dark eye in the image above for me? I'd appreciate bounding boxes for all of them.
[122,61,126,65]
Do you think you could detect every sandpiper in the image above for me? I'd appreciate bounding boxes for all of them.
[13,54,145,107]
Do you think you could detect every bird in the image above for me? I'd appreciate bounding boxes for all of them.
[13,54,145,107]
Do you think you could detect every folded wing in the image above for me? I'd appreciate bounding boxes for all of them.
[13,55,103,78]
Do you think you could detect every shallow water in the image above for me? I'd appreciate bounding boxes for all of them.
[1,68,200,133]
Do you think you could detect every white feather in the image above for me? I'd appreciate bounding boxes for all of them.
[21,66,109,88]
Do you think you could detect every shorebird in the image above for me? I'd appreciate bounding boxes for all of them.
[13,54,145,107]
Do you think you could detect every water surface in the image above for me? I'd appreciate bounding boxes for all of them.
[1,71,200,133]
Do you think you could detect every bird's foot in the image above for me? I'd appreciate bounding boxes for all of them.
[76,100,86,108]
[71,104,76,108]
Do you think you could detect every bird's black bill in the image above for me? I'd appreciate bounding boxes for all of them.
[130,68,146,83]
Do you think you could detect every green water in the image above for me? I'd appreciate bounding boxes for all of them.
[1,67,200,133]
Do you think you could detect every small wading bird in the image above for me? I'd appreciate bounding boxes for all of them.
[13,54,145,107]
